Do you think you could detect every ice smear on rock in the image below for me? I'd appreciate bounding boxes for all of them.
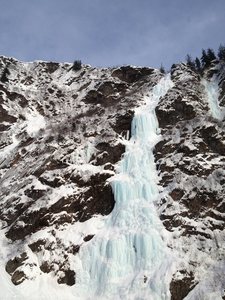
[202,77,225,121]
[72,74,175,300]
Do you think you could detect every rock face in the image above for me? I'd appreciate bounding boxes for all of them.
[0,56,160,287]
[155,62,225,299]
[0,56,224,299]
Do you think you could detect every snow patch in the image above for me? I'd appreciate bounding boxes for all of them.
[26,110,46,136]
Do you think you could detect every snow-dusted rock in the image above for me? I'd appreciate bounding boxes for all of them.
[0,55,224,300]
[0,56,161,290]
[155,63,225,300]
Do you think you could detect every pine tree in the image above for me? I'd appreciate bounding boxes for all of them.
[201,49,210,67]
[207,48,216,61]
[218,44,225,61]
[186,54,195,70]
[72,60,82,71]
[195,57,201,73]
[159,64,165,74]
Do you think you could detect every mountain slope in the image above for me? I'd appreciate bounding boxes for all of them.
[0,56,224,299]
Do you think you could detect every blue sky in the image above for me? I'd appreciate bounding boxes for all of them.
[0,0,225,68]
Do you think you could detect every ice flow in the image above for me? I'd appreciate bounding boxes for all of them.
[202,78,225,121]
[73,74,175,300]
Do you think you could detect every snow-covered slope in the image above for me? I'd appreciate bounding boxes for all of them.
[0,56,224,299]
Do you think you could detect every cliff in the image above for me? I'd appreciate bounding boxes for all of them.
[0,56,224,299]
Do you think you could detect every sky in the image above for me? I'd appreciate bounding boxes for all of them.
[0,0,225,69]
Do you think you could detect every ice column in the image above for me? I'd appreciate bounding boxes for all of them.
[73,74,175,300]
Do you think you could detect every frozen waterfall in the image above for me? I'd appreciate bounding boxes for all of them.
[202,78,225,121]
[73,74,175,300]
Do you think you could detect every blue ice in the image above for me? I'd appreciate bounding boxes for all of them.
[73,74,175,300]
[202,78,225,121]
